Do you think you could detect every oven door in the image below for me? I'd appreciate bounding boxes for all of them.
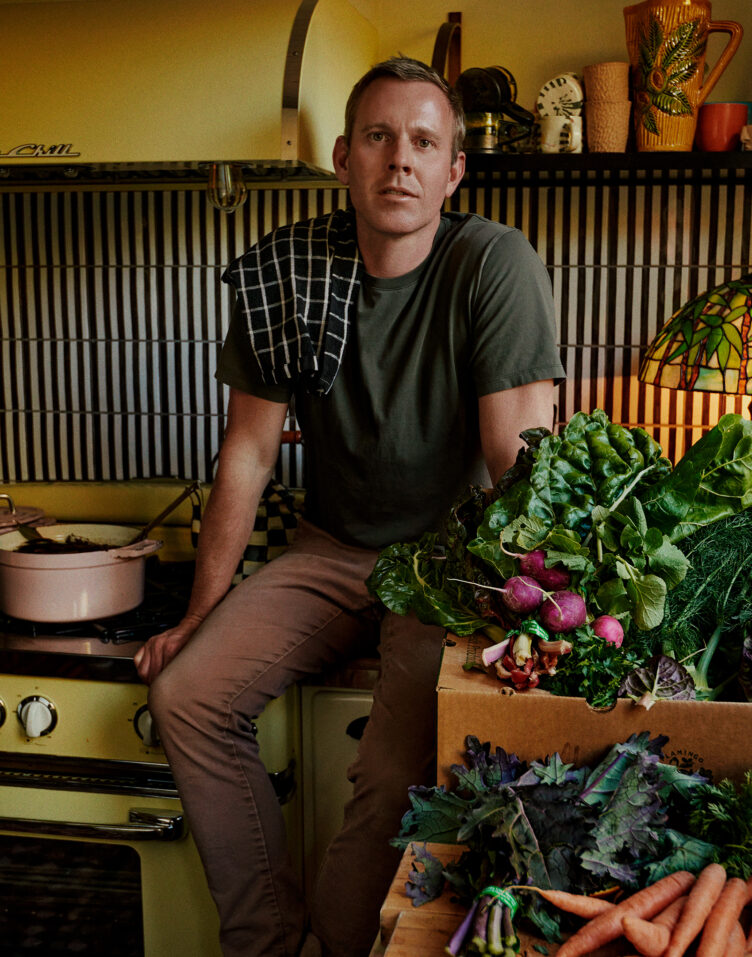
[0,779,221,957]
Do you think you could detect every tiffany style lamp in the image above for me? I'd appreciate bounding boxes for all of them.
[638,273,752,411]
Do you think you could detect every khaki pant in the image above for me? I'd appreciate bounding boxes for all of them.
[148,519,445,957]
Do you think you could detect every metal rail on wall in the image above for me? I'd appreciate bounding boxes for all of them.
[431,12,462,85]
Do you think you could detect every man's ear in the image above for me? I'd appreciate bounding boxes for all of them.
[332,135,350,185]
[445,150,466,198]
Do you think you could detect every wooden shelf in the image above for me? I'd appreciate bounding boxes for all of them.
[462,149,752,186]
[465,149,752,171]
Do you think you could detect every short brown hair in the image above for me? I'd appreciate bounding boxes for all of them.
[343,56,466,163]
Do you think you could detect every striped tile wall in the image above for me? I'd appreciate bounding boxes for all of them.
[0,185,349,484]
[450,162,751,463]
[1,163,749,484]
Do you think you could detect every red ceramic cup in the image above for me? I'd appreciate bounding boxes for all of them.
[695,102,748,152]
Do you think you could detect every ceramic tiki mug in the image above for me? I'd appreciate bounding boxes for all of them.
[624,0,743,151]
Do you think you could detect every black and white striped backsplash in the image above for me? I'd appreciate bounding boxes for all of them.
[1,163,749,483]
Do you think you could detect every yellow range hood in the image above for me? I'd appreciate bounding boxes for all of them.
[0,0,377,182]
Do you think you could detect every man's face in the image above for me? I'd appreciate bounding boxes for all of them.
[333,77,465,255]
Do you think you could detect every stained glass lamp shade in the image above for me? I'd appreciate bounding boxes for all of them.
[639,273,752,398]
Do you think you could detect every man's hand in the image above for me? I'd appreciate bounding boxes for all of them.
[134,613,204,684]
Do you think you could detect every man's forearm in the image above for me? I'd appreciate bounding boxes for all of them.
[183,464,272,624]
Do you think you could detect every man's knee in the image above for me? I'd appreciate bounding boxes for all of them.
[147,662,190,733]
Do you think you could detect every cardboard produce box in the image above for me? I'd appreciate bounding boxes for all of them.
[437,633,751,788]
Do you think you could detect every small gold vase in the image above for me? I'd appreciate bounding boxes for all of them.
[624,0,743,151]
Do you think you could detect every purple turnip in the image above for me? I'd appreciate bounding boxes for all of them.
[539,590,587,633]
[518,549,571,590]
[593,614,624,648]
[500,575,545,614]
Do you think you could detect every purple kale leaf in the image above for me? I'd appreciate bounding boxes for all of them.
[618,654,696,709]
[453,735,523,795]
[517,752,587,788]
[740,633,752,702]
[404,843,447,906]
[580,754,668,885]
[391,785,469,848]
[579,731,668,807]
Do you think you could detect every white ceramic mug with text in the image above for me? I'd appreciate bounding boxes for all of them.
[539,116,583,153]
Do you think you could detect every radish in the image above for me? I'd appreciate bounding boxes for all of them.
[500,575,545,614]
[539,590,587,633]
[593,614,624,648]
[519,549,571,590]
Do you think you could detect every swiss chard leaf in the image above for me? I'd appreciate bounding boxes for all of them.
[641,414,752,542]
[366,534,488,635]
[470,411,670,553]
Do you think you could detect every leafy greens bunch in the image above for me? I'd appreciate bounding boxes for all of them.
[394,732,747,941]
[367,410,752,705]
[626,508,752,702]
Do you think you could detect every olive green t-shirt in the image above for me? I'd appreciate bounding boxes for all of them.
[216,212,564,549]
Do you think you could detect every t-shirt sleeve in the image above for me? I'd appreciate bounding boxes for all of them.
[468,227,565,396]
[215,301,293,403]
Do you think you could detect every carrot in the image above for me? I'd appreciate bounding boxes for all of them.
[697,878,751,957]
[619,895,689,957]
[622,913,670,956]
[728,921,746,957]
[665,862,727,957]
[555,870,695,957]
[529,888,615,919]
[653,895,688,932]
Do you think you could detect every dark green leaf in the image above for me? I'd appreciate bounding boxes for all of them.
[643,829,717,882]
[623,572,667,631]
[366,534,489,634]
[641,414,752,541]
[392,785,470,847]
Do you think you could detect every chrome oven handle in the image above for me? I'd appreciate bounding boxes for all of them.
[0,808,185,842]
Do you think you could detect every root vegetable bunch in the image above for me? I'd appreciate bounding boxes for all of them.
[529,864,752,957]
[446,865,752,956]
[481,619,573,690]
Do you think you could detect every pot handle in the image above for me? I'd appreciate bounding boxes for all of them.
[698,20,744,108]
[110,538,164,560]
[0,493,16,515]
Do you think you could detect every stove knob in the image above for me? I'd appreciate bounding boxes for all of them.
[134,705,161,748]
[18,696,57,738]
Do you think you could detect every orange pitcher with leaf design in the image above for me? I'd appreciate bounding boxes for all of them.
[624,0,743,151]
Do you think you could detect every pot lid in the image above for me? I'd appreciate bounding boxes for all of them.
[0,495,54,532]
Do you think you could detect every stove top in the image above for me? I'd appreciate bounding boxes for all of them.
[0,558,194,681]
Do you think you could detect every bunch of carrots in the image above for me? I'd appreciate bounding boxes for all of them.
[527,864,752,956]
